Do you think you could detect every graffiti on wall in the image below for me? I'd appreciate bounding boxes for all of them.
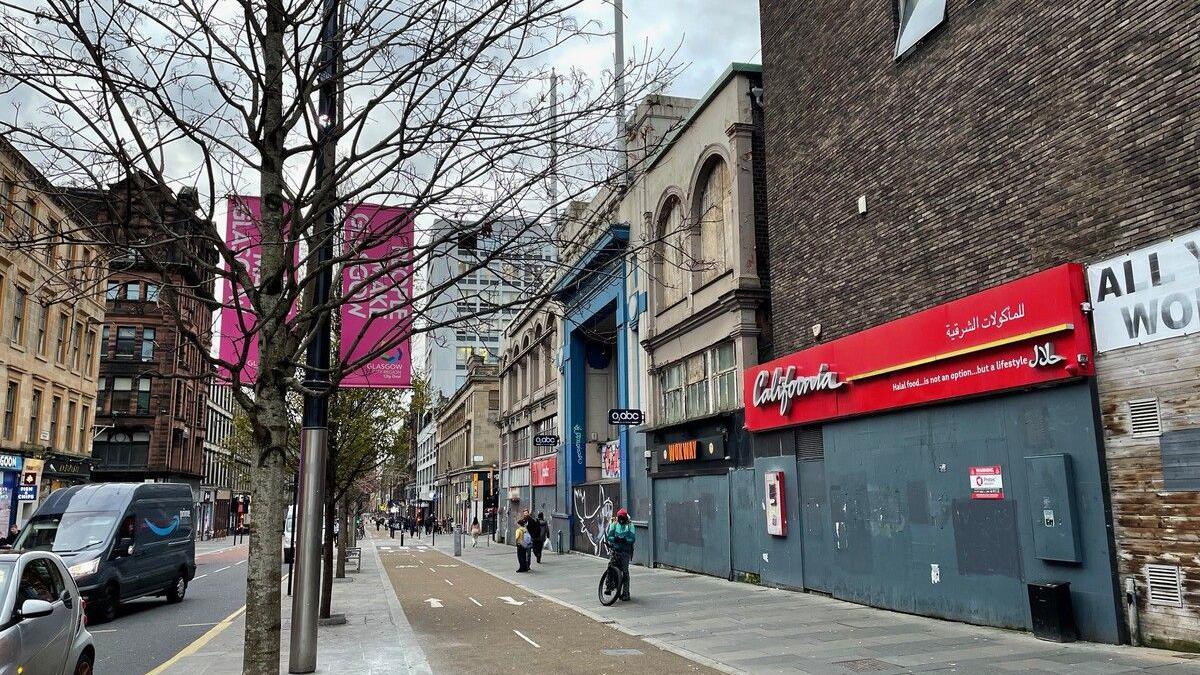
[572,482,621,556]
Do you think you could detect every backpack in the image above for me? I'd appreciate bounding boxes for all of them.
[522,531,533,548]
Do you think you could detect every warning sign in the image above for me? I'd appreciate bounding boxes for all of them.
[969,465,1004,500]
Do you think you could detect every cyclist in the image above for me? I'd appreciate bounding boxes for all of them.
[605,508,636,601]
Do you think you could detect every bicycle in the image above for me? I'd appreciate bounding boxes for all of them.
[598,556,623,606]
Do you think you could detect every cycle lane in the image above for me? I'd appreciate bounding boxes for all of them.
[377,540,718,675]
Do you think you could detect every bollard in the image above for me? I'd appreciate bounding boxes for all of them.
[400,531,404,546]
[453,525,462,557]
[557,529,564,555]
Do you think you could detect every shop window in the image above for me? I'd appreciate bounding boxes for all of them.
[894,0,946,60]
[93,429,151,468]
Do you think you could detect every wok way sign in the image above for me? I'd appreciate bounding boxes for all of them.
[969,465,1004,500]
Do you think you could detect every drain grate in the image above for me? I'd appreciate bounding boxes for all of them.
[833,658,899,672]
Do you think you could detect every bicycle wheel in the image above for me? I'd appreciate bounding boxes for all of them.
[598,565,621,606]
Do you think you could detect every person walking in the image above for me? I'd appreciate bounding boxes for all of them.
[531,512,549,563]
[514,516,532,572]
[605,508,636,601]
[470,516,481,547]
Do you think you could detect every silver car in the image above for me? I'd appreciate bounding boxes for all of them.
[0,550,95,675]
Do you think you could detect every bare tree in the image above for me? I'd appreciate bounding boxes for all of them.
[0,0,683,670]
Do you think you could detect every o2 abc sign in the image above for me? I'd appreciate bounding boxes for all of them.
[608,408,645,426]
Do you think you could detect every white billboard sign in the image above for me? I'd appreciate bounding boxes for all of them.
[1087,230,1200,353]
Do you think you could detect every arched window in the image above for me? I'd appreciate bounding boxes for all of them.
[543,338,554,384]
[696,159,730,282]
[530,334,542,391]
[656,196,687,307]
[520,337,531,398]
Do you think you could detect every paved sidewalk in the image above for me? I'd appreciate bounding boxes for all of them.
[154,534,430,674]
[433,539,1200,675]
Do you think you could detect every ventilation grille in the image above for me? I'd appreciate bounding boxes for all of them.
[1146,564,1184,607]
[1128,398,1162,437]
[797,426,824,461]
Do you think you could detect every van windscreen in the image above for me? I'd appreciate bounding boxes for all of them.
[15,511,120,553]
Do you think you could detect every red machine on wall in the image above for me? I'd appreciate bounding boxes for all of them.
[764,471,787,537]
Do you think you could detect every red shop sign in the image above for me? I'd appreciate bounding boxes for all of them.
[531,455,557,487]
[744,264,1094,432]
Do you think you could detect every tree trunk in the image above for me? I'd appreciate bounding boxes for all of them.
[319,461,336,619]
[241,393,289,674]
[241,0,292,667]
[335,496,349,578]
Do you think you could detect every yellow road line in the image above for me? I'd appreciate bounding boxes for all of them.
[145,572,288,675]
[145,605,245,675]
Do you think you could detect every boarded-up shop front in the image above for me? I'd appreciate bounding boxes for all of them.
[744,265,1124,643]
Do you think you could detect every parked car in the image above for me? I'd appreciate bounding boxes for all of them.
[0,549,95,675]
[12,483,196,623]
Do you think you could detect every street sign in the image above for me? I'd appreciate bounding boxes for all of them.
[608,409,645,426]
[533,434,559,447]
[17,485,37,501]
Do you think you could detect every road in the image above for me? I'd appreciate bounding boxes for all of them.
[90,539,249,675]
[377,536,716,675]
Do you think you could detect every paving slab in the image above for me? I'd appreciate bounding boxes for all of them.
[434,537,1200,675]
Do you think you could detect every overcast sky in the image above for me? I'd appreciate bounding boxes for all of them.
[566,0,762,101]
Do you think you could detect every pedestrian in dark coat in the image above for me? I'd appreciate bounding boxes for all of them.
[531,512,549,563]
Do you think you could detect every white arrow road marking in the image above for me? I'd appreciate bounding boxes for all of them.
[514,630,541,648]
[425,598,444,608]
[469,597,482,607]
[498,596,525,606]
[444,578,454,586]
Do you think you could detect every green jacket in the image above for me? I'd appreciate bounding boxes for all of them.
[606,521,636,554]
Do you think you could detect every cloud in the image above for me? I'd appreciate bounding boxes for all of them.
[560,0,761,98]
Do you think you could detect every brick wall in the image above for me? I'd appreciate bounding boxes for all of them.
[760,0,1200,647]
[760,0,1200,355]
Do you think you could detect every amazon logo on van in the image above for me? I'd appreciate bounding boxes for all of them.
[144,516,180,537]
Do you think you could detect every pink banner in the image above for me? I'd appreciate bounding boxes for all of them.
[218,196,264,382]
[339,204,413,388]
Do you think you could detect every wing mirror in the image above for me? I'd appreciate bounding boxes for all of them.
[18,599,54,620]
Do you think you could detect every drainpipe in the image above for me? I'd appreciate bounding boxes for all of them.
[1124,577,1141,646]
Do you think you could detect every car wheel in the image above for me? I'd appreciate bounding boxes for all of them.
[91,584,119,623]
[74,652,94,675]
[166,572,187,603]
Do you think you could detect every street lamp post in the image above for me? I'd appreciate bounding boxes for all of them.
[288,0,338,669]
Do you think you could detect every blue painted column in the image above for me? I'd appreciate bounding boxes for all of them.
[560,326,587,549]
[615,275,632,509]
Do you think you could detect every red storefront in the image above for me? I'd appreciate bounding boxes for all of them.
[744,264,1123,643]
